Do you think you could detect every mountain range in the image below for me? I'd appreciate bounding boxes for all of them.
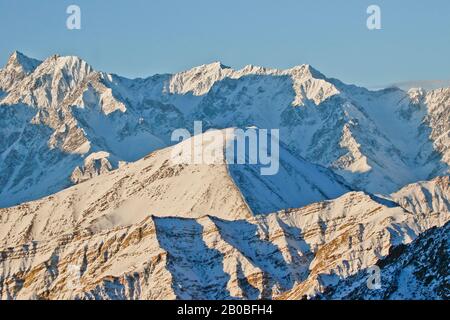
[0,51,448,300]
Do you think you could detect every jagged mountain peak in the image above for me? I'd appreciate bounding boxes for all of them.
[1,53,97,109]
[36,54,95,77]
[391,176,450,216]
[320,221,450,300]
[2,51,95,84]
[0,51,448,205]
[234,63,326,81]
[407,87,428,104]
[168,59,339,99]
[0,126,351,236]
[0,51,42,92]
[0,172,447,299]
[4,50,42,74]
[0,51,449,301]
[286,63,325,79]
[169,61,235,95]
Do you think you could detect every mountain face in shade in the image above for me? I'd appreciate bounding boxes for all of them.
[0,52,448,208]
[318,221,449,300]
[0,51,449,300]
[0,176,448,299]
[0,51,42,92]
[0,128,351,246]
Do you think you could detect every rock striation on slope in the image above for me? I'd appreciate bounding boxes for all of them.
[0,175,448,299]
[317,221,449,300]
[0,51,448,300]
[0,51,449,207]
[0,128,351,249]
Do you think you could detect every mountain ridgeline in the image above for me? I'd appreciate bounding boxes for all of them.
[0,51,449,300]
[0,51,448,208]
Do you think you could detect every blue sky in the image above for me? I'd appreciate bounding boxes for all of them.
[1,0,449,88]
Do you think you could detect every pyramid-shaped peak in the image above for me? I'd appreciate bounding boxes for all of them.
[170,61,234,95]
[9,50,30,62]
[288,64,326,79]
[240,64,269,73]
[37,54,95,77]
[44,54,90,67]
[5,50,42,74]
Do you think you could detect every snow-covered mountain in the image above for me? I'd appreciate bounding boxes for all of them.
[392,176,450,217]
[0,51,448,300]
[0,51,448,208]
[319,221,449,300]
[0,174,447,299]
[0,128,351,249]
[0,51,41,92]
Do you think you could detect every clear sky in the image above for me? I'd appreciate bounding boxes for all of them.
[1,0,450,88]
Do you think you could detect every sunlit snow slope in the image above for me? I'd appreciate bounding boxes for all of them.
[0,52,448,207]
